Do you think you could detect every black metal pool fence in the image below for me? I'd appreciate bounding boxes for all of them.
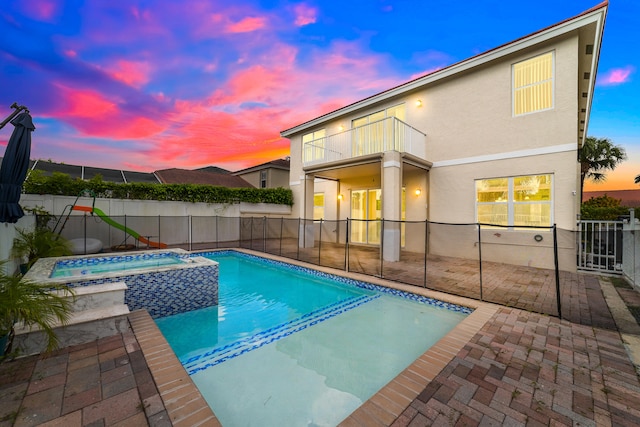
[44,214,581,318]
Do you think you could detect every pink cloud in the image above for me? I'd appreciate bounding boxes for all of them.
[107,60,152,88]
[598,66,634,86]
[293,4,317,26]
[55,86,117,118]
[31,0,57,21]
[226,16,268,33]
[50,86,166,140]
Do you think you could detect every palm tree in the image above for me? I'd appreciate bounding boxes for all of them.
[579,136,627,196]
[1,267,73,356]
[635,174,640,185]
[11,227,72,271]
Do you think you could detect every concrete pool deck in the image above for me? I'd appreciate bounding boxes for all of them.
[2,249,640,426]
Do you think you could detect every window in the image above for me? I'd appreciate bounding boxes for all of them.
[302,129,326,163]
[352,104,405,155]
[313,193,324,220]
[260,170,267,188]
[476,174,552,226]
[513,52,553,116]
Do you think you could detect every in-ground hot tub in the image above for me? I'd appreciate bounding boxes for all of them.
[26,248,219,318]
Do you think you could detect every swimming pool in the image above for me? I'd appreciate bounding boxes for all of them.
[157,251,471,426]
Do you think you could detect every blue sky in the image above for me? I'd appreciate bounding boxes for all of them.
[0,0,637,190]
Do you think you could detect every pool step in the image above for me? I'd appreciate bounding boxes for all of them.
[11,282,131,356]
[59,282,128,312]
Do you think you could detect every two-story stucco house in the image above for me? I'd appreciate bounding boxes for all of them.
[281,3,607,270]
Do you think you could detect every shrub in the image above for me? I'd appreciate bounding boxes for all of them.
[23,171,293,206]
[581,195,629,220]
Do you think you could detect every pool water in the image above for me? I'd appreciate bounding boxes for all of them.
[156,252,469,426]
[50,253,186,278]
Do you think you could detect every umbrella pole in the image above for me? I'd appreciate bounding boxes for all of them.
[0,102,29,130]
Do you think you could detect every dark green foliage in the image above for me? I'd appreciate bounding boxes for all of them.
[11,228,73,271]
[23,170,293,206]
[0,263,73,355]
[579,136,627,193]
[580,195,630,220]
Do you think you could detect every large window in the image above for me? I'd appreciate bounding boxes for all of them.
[313,193,324,220]
[302,129,326,163]
[513,52,553,116]
[352,104,405,156]
[476,174,552,226]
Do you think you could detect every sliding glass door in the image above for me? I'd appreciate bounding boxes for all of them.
[350,189,382,244]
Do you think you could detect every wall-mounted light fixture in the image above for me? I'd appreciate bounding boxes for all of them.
[415,100,423,107]
[338,124,344,131]
[415,188,421,196]
[338,194,343,201]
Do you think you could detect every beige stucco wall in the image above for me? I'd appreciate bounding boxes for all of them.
[236,168,290,189]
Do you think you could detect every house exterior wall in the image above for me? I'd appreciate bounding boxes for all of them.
[236,168,289,189]
[284,3,605,272]
[290,35,580,222]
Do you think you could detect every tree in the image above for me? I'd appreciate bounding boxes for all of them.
[579,136,626,195]
[635,174,640,185]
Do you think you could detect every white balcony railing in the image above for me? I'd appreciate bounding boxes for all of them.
[303,117,427,167]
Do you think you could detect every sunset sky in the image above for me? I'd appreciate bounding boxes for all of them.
[1,0,638,190]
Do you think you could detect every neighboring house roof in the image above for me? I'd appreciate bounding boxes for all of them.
[155,168,254,188]
[23,159,161,184]
[583,189,640,208]
[280,1,607,148]
[195,166,231,174]
[232,158,290,175]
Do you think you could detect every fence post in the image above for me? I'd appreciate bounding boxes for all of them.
[345,218,350,272]
[380,219,384,278]
[279,217,283,256]
[477,223,483,301]
[553,225,562,319]
[318,219,322,265]
[423,219,428,288]
[188,215,192,251]
[263,216,266,253]
[215,216,219,249]
[158,215,161,249]
[296,218,301,260]
[250,217,254,250]
[83,213,87,254]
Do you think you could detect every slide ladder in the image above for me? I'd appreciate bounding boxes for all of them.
[53,190,167,249]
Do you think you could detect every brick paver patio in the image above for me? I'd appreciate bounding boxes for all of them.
[1,248,639,426]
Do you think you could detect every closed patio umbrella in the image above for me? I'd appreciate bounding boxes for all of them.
[0,110,35,223]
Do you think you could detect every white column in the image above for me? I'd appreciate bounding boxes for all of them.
[382,152,402,261]
[299,174,315,248]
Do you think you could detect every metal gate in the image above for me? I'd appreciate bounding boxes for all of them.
[578,220,623,273]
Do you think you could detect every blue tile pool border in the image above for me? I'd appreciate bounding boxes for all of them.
[193,249,473,315]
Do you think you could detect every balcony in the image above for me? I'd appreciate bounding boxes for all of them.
[303,117,427,168]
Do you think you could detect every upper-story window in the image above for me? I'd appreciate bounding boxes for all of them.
[260,170,267,188]
[513,52,554,116]
[352,104,405,156]
[302,129,326,163]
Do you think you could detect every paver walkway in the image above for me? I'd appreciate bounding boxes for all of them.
[0,329,171,427]
[391,306,640,426]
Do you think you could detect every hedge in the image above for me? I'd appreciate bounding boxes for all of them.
[23,171,294,206]
[580,194,630,220]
